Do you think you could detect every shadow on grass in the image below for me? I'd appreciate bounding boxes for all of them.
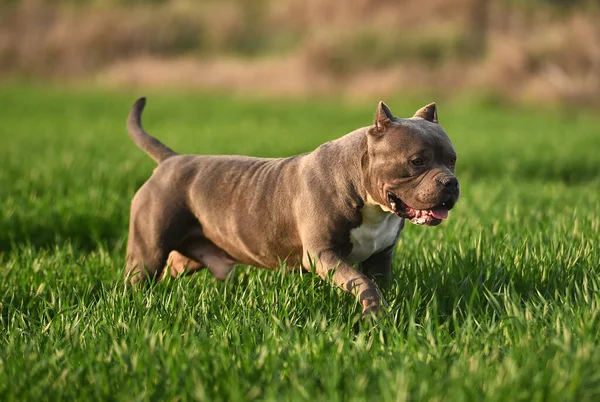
[0,212,127,253]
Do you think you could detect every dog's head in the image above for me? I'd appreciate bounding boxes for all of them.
[363,101,459,226]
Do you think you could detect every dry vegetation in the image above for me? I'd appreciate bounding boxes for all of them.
[2,0,600,104]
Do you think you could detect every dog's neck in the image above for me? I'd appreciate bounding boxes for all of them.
[319,126,383,209]
[356,128,386,208]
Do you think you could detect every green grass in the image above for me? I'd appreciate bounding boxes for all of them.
[1,84,600,401]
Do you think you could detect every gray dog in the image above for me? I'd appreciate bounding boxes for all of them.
[125,98,459,317]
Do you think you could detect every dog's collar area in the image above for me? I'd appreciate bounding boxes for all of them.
[386,191,448,226]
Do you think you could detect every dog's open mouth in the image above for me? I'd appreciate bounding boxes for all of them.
[387,191,449,226]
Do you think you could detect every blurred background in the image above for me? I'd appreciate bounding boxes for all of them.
[1,0,600,105]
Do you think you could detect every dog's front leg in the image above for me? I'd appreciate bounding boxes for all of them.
[359,244,394,290]
[304,249,385,318]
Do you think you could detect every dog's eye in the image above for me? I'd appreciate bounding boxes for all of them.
[450,157,457,166]
[410,158,424,166]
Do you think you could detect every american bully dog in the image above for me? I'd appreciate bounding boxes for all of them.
[125,98,459,318]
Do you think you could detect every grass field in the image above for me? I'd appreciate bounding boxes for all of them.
[1,85,600,401]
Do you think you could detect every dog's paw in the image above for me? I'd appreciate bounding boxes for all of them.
[361,303,385,321]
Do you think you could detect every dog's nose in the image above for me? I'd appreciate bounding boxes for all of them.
[442,197,456,210]
[438,176,459,190]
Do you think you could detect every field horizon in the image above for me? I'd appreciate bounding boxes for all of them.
[1,85,599,401]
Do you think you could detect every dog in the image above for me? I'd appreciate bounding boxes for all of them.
[125,98,459,317]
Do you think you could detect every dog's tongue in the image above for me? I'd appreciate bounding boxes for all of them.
[430,207,449,220]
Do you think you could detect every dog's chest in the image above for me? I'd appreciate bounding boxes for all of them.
[346,204,403,264]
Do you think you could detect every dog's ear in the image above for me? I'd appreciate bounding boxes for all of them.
[371,101,394,134]
[413,102,438,123]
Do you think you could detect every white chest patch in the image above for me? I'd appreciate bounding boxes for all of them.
[346,199,403,264]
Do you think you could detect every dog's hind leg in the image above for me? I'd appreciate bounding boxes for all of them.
[161,251,205,279]
[126,228,172,285]
[172,237,237,281]
[125,189,194,285]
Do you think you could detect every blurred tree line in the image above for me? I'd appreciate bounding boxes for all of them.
[1,0,599,104]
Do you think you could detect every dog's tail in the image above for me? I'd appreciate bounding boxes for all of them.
[127,97,177,164]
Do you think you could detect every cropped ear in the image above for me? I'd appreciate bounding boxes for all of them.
[413,102,438,123]
[371,101,394,134]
